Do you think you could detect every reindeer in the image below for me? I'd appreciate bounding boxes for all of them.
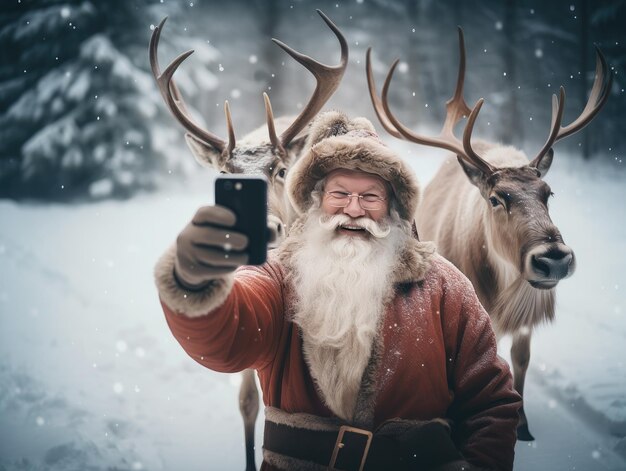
[150,11,348,469]
[366,29,611,441]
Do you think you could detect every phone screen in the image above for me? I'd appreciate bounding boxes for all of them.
[215,176,268,265]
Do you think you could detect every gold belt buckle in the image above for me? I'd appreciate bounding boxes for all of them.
[329,425,373,471]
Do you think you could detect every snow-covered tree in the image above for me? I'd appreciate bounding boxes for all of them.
[0,0,219,200]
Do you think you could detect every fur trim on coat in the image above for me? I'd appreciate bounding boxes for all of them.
[154,244,234,318]
[286,111,421,222]
[275,219,436,424]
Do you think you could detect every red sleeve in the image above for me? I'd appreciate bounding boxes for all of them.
[161,263,285,373]
[442,267,522,471]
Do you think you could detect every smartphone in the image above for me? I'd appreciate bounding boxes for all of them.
[215,175,268,265]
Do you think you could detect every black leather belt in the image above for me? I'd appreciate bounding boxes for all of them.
[263,416,468,471]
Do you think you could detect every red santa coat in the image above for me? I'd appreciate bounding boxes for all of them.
[155,233,521,471]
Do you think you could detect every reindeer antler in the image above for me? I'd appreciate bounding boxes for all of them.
[530,48,613,169]
[367,27,494,175]
[150,17,230,155]
[150,11,347,161]
[365,48,403,139]
[269,9,348,152]
[367,28,612,173]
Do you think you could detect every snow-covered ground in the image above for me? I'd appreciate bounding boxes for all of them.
[0,146,625,470]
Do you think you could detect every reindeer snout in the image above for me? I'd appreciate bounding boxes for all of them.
[267,216,286,248]
[531,249,574,280]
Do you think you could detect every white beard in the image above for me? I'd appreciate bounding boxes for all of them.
[291,208,407,420]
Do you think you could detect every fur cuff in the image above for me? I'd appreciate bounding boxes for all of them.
[154,244,234,318]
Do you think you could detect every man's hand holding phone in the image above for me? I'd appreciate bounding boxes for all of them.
[174,205,249,290]
[173,176,269,290]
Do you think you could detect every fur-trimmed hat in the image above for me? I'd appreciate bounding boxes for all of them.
[286,111,420,222]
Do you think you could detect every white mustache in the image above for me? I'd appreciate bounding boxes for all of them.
[318,214,392,239]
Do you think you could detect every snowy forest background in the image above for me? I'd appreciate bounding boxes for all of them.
[1,0,626,470]
[1,0,625,200]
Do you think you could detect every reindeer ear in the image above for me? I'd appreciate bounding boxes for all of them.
[184,133,224,168]
[534,148,554,178]
[285,133,308,158]
[457,155,486,185]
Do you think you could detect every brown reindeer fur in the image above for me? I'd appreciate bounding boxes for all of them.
[416,141,558,336]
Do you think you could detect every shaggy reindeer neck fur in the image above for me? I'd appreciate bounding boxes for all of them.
[490,277,556,336]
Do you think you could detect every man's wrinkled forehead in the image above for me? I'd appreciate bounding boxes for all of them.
[324,168,389,193]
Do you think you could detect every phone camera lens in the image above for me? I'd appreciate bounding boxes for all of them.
[224,181,233,190]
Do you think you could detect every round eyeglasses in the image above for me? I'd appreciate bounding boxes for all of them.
[324,191,386,211]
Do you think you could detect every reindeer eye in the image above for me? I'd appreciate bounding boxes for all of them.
[277,168,287,179]
[489,196,500,207]
[219,170,227,175]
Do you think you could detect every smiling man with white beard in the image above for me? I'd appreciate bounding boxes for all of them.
[155,111,522,471]
[292,190,407,421]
